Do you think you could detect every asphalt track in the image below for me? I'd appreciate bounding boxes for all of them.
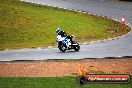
[0,0,132,61]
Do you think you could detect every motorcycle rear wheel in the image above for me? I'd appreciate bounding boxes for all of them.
[74,44,80,51]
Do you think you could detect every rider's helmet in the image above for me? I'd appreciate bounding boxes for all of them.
[56,27,62,35]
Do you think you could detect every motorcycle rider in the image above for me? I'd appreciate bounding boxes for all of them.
[56,27,73,43]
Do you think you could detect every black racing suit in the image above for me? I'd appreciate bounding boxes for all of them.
[58,31,73,43]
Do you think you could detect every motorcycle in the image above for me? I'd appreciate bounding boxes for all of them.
[56,35,80,52]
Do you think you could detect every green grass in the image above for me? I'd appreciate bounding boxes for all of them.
[0,0,130,50]
[0,76,131,88]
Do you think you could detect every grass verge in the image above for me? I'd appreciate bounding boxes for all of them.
[0,0,130,50]
[0,76,131,88]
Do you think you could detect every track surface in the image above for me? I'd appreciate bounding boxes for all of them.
[0,0,132,61]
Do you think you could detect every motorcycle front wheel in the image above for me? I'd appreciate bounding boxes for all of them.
[58,42,67,52]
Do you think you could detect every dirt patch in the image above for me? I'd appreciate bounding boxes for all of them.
[0,58,132,77]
